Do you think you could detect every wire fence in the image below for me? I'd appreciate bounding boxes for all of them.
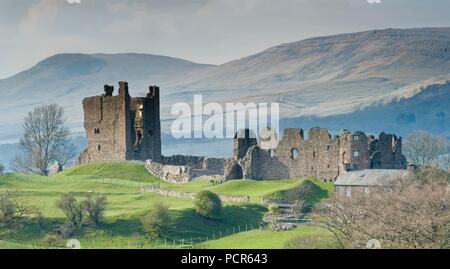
[62,223,262,249]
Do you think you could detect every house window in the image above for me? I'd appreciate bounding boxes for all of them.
[352,135,359,141]
[346,187,352,197]
[353,150,360,158]
[94,128,100,134]
[326,145,331,151]
[313,151,316,158]
[97,145,101,151]
[291,148,299,160]
[364,187,370,195]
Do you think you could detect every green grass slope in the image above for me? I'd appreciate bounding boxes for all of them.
[0,162,335,249]
[59,162,161,183]
[202,225,338,249]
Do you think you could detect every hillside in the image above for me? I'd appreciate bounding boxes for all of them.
[1,28,449,147]
[281,80,450,138]
[0,162,335,249]
[165,28,450,117]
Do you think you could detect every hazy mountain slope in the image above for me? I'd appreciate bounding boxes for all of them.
[1,28,449,145]
[0,53,213,142]
[282,81,450,138]
[164,28,450,117]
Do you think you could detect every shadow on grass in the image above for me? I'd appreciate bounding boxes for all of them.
[97,217,145,237]
[166,204,266,241]
[2,203,267,247]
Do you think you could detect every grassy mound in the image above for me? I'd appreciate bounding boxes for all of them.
[58,162,160,183]
[264,179,334,208]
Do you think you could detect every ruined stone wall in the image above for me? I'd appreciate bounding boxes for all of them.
[233,129,257,159]
[339,131,371,173]
[80,82,131,163]
[231,127,406,181]
[372,133,406,169]
[78,82,161,164]
[241,127,341,180]
[138,186,251,203]
[144,160,192,183]
[161,155,225,173]
[128,86,161,162]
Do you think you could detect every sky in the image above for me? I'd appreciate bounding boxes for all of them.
[0,0,450,79]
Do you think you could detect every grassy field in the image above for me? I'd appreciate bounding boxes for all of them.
[201,225,338,249]
[0,162,336,249]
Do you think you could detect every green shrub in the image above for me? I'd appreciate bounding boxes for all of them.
[194,191,222,219]
[41,234,65,248]
[267,204,280,214]
[0,192,36,229]
[141,202,171,237]
[82,193,107,227]
[56,193,83,230]
[0,163,4,175]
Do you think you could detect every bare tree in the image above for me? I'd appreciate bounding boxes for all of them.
[82,193,107,227]
[56,193,84,230]
[0,192,39,233]
[11,104,75,176]
[316,175,450,249]
[403,131,449,168]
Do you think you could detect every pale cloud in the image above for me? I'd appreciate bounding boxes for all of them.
[20,0,65,34]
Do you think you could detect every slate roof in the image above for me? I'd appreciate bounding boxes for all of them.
[335,169,410,186]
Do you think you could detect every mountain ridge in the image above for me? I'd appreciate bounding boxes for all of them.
[0,27,449,145]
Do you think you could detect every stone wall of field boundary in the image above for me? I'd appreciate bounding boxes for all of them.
[138,186,250,203]
[145,160,192,183]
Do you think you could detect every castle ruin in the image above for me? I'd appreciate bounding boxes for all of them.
[224,127,407,181]
[78,82,161,164]
[78,82,407,182]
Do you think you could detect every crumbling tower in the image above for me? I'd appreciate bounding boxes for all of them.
[77,81,161,164]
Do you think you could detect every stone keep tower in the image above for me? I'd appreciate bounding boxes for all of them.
[77,81,161,164]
